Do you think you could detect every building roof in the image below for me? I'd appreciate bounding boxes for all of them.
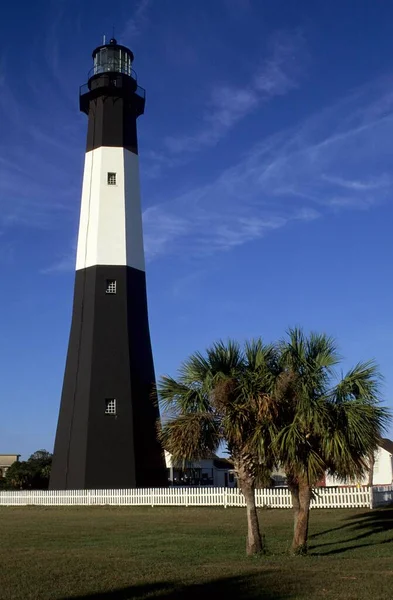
[213,457,234,470]
[380,438,393,455]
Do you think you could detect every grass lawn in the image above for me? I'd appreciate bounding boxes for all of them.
[0,506,392,599]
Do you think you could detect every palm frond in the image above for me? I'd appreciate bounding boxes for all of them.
[206,339,243,375]
[306,331,340,369]
[323,398,390,480]
[159,413,221,462]
[274,422,326,483]
[332,361,383,404]
[280,328,338,388]
[244,339,276,369]
[179,352,212,385]
[158,375,210,416]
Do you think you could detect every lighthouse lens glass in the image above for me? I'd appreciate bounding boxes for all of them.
[94,47,131,76]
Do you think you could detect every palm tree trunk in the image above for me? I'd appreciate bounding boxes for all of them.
[368,451,375,487]
[236,459,263,555]
[291,477,312,555]
[287,476,300,541]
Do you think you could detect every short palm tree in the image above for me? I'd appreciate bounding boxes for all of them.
[275,328,390,555]
[158,339,280,555]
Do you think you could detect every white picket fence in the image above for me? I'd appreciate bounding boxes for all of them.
[0,485,384,508]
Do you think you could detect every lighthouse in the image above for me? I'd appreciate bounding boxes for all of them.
[50,39,167,490]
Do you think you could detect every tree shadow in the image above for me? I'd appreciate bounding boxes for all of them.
[313,538,393,556]
[310,507,393,555]
[58,573,293,600]
[308,523,353,548]
[309,521,354,540]
[345,507,393,526]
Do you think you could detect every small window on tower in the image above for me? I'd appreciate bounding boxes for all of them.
[105,398,117,415]
[107,172,116,185]
[106,279,117,294]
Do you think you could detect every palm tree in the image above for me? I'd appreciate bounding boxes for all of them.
[275,328,390,555]
[158,339,280,555]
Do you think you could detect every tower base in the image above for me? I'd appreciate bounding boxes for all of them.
[50,265,168,490]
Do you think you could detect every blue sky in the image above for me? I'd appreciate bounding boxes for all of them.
[1,0,392,457]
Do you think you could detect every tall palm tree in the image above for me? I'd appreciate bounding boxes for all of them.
[275,328,390,555]
[158,339,280,556]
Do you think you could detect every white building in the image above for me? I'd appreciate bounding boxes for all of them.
[0,454,20,479]
[165,451,236,487]
[325,438,393,487]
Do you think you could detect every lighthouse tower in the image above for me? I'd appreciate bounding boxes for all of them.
[50,39,167,490]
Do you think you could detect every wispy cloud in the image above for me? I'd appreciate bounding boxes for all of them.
[0,146,78,232]
[40,233,78,274]
[42,0,78,107]
[0,4,84,245]
[143,199,318,261]
[140,150,188,180]
[164,31,305,154]
[321,174,390,191]
[41,253,75,274]
[120,0,153,42]
[143,77,393,261]
[0,55,23,128]
[143,210,190,259]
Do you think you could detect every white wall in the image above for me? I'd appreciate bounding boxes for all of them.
[373,447,393,485]
[164,451,173,468]
[325,446,393,486]
[76,147,145,271]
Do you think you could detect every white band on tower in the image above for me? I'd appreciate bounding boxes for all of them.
[76,147,145,272]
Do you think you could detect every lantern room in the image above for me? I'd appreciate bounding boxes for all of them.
[92,38,135,78]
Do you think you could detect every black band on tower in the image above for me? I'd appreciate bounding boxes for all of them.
[50,266,167,489]
[81,73,145,154]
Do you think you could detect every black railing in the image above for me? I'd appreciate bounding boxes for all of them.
[79,79,146,100]
[88,64,137,80]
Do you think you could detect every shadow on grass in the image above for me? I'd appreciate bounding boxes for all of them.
[58,574,291,600]
[313,538,393,556]
[310,507,393,555]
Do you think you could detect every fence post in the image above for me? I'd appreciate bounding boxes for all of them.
[369,486,374,510]
[223,488,227,509]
